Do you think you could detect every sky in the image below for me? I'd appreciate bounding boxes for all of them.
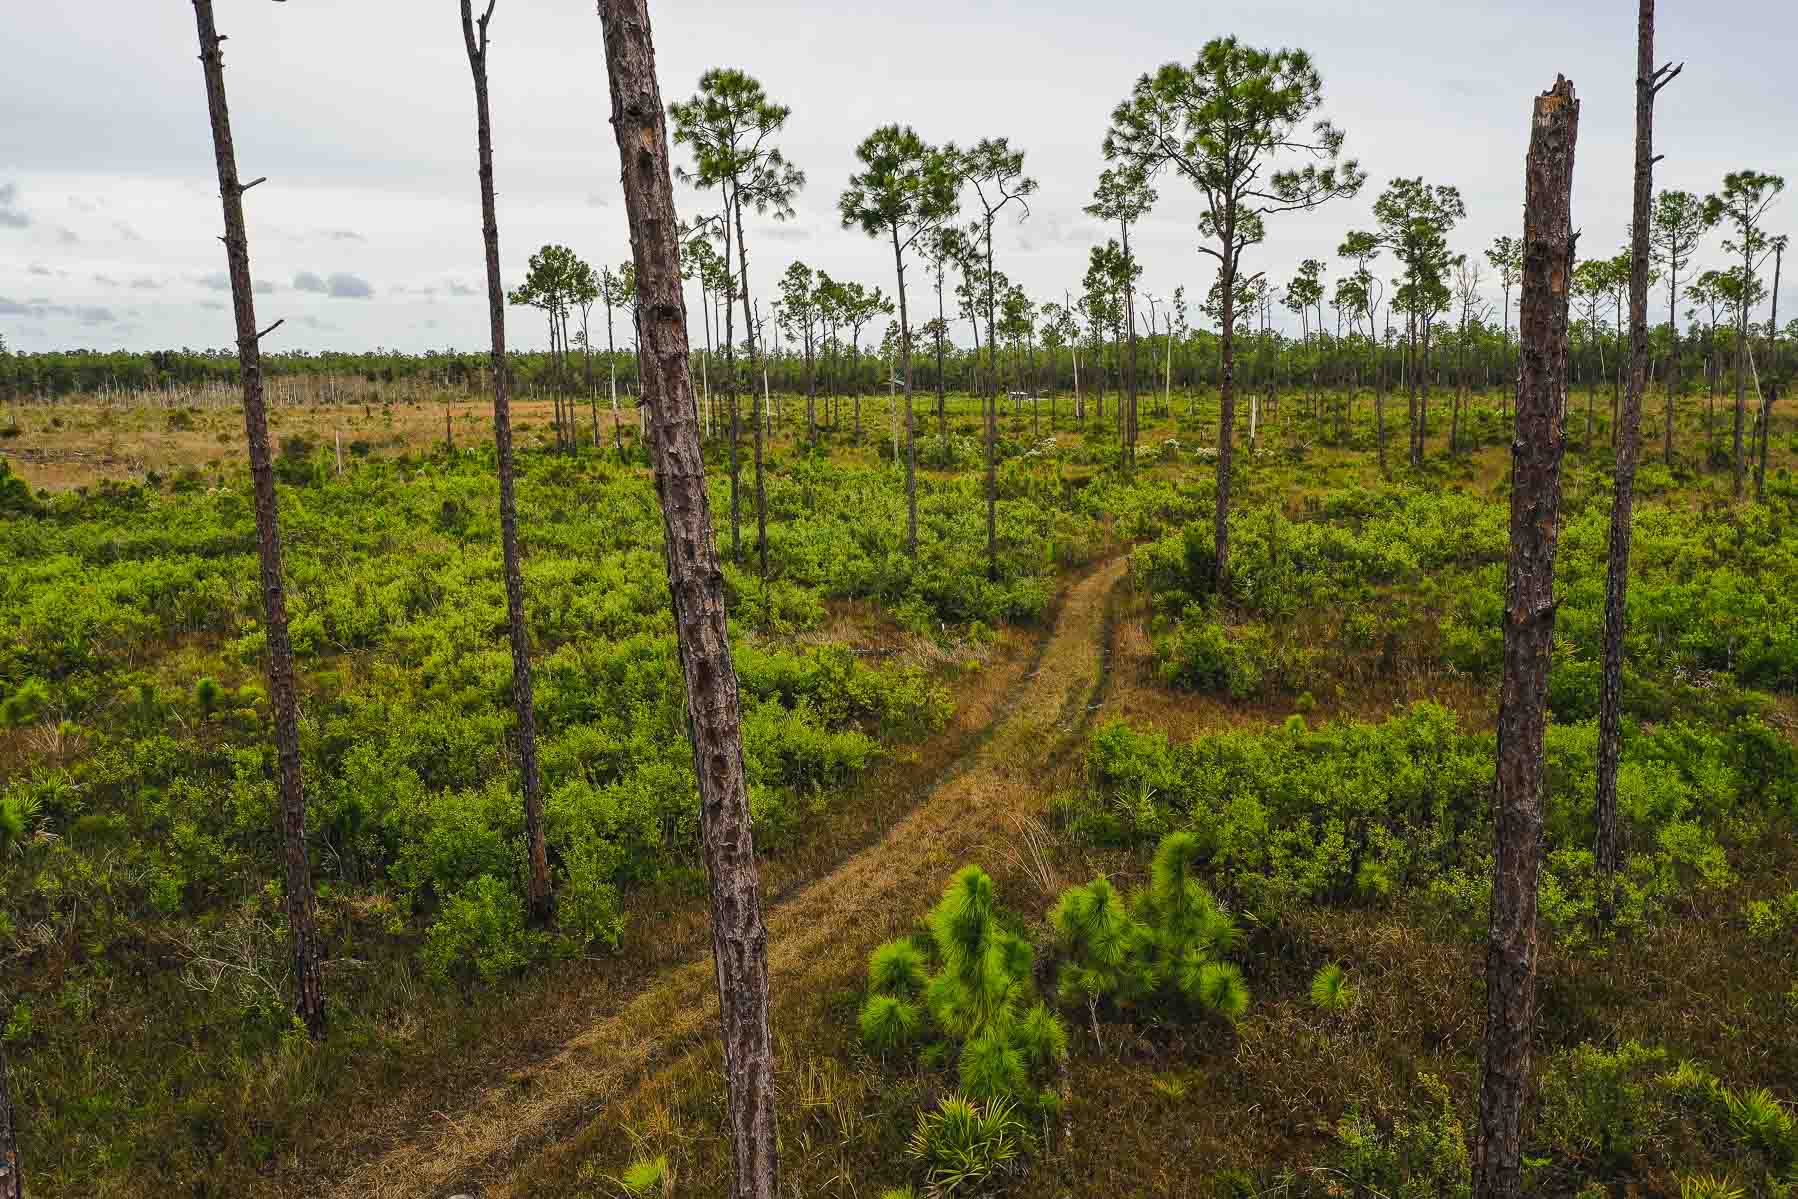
[1,0,1792,355]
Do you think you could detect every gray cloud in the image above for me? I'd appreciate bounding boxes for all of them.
[93,273,120,285]
[56,226,79,245]
[321,229,364,242]
[27,264,52,276]
[129,276,163,291]
[298,314,337,330]
[199,300,225,311]
[586,193,610,208]
[0,297,115,323]
[327,272,372,299]
[201,272,276,294]
[446,279,477,297]
[115,221,143,241]
[294,270,371,298]
[0,184,29,229]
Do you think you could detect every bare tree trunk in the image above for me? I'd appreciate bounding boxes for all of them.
[1122,219,1139,475]
[597,5,777,1197]
[1758,244,1782,501]
[984,220,999,583]
[0,1032,20,1199]
[1596,0,1672,916]
[728,179,769,622]
[1735,233,1750,498]
[1215,220,1237,595]
[894,231,918,556]
[1473,73,1578,1199]
[463,0,551,925]
[192,0,326,1039]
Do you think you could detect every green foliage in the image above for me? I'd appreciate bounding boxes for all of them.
[618,1154,670,1196]
[1047,831,1250,1024]
[905,1093,1033,1196]
[1308,962,1356,1012]
[1327,1075,1470,1199]
[1072,702,1789,938]
[1,677,50,727]
[858,867,1065,1106]
[1537,1041,1670,1169]
[420,874,543,985]
[1744,891,1798,943]
[860,994,922,1055]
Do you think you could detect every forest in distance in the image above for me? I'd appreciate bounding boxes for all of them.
[1,1,1796,1199]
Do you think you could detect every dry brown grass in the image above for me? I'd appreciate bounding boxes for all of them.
[1,395,625,490]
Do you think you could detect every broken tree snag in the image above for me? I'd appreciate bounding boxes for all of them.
[459,0,553,926]
[1595,0,1668,916]
[1473,74,1578,1199]
[595,3,779,1199]
[190,0,327,1039]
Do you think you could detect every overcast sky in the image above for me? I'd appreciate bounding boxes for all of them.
[2,0,1792,354]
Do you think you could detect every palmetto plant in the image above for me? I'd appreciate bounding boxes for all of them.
[905,1093,1033,1197]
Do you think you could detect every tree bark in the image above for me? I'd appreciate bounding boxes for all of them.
[1214,207,1238,596]
[1757,243,1781,501]
[728,178,770,622]
[597,5,778,1197]
[984,218,999,583]
[1122,219,1139,475]
[463,0,552,926]
[1473,73,1578,1199]
[0,1031,20,1199]
[192,0,326,1038]
[1735,233,1750,498]
[1595,0,1663,913]
[893,230,919,556]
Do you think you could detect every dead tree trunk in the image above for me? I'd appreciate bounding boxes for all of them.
[191,0,326,1039]
[462,0,552,924]
[1596,1,1678,919]
[1758,243,1782,502]
[596,4,778,1197]
[0,1033,20,1199]
[1472,74,1578,1199]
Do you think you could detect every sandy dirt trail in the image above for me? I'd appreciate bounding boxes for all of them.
[324,555,1127,1199]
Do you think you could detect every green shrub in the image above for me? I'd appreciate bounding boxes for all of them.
[1537,1040,1669,1169]
[1328,1074,1470,1199]
[857,867,1065,1106]
[1048,831,1250,1024]
[420,874,543,984]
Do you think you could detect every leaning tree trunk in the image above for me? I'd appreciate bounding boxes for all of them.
[1473,73,1578,1199]
[596,5,778,1198]
[0,1031,20,1199]
[463,0,552,925]
[192,0,326,1039]
[1595,0,1671,919]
